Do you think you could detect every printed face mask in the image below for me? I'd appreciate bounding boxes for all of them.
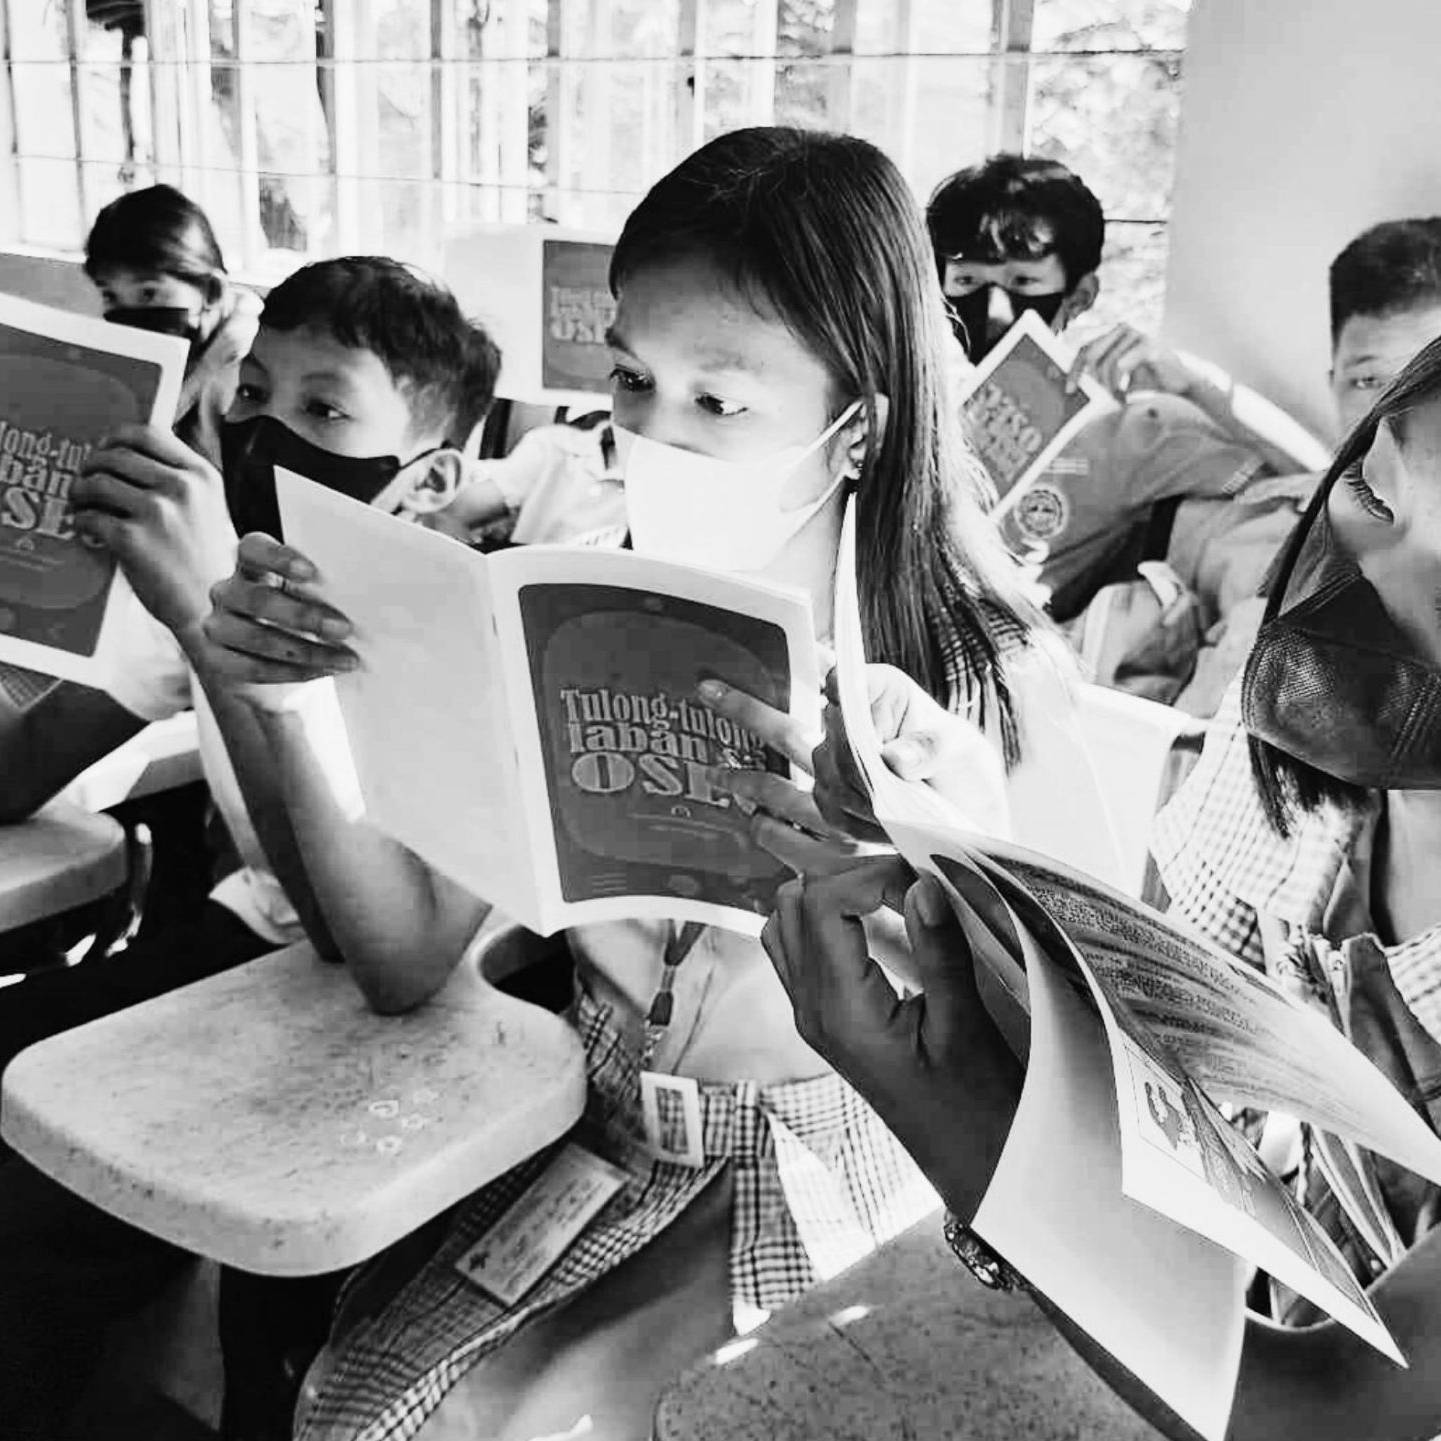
[618,401,862,573]
[948,286,1066,364]
[1242,479,1441,790]
[220,414,431,539]
[105,306,203,347]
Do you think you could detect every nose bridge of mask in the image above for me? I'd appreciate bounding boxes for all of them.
[986,284,1016,327]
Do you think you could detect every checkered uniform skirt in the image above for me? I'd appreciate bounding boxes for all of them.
[294,986,939,1441]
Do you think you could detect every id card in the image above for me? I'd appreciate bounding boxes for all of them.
[640,1071,706,1169]
[455,1143,625,1305]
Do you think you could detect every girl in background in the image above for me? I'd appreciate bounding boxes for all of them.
[85,182,261,467]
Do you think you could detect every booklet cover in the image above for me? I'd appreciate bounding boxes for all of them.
[276,468,817,937]
[519,579,792,915]
[539,238,616,394]
[442,225,615,406]
[830,501,1441,1440]
[956,309,1115,519]
[0,294,186,686]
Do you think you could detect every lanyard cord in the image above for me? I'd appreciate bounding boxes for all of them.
[640,921,705,1072]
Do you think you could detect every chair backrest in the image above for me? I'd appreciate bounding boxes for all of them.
[1072,683,1200,897]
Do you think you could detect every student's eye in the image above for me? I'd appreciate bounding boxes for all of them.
[141,285,160,303]
[696,394,747,419]
[304,400,348,422]
[608,365,651,394]
[234,382,266,403]
[1349,373,1385,392]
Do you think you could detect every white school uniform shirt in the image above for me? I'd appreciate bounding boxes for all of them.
[99,583,352,946]
[479,422,625,546]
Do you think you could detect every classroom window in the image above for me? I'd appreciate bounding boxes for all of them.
[0,0,1188,328]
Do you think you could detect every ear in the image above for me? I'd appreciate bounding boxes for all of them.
[1058,272,1099,330]
[840,395,890,480]
[397,448,466,515]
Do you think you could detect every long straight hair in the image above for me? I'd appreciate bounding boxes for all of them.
[1250,331,1441,832]
[610,127,1046,764]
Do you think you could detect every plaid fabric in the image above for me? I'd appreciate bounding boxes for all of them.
[295,987,938,1441]
[1154,682,1441,1046]
[1153,682,1441,1045]
[1150,681,1366,973]
[0,660,60,712]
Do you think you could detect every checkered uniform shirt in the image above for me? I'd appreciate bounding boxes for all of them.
[295,986,941,1441]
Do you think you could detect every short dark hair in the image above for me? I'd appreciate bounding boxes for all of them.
[84,183,226,295]
[925,154,1105,291]
[1329,218,1441,344]
[260,257,499,445]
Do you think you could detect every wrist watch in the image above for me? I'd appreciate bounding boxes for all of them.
[942,1211,1016,1291]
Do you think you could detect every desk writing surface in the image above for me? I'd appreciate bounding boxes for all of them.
[1,941,588,1276]
[654,1214,1164,1441]
[0,797,127,931]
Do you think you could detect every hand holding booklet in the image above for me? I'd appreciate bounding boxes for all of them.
[276,468,817,937]
[0,293,187,688]
[829,504,1441,1441]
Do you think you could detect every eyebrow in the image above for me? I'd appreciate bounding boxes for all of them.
[604,325,765,377]
[298,369,365,392]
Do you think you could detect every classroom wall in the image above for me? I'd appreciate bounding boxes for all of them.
[1165,0,1441,445]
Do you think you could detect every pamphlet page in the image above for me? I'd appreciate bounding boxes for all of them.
[276,468,532,915]
[279,471,818,935]
[956,308,1114,519]
[489,542,817,934]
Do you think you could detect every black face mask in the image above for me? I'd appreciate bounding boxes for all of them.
[1241,481,1441,791]
[948,286,1067,364]
[220,415,414,540]
[104,306,202,347]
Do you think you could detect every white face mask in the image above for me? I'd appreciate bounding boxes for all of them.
[617,401,862,573]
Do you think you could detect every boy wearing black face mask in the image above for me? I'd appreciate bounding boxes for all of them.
[0,257,499,1439]
[927,154,1317,623]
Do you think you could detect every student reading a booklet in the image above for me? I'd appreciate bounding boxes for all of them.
[85,183,263,469]
[756,333,1441,1441]
[0,257,499,1441]
[193,126,1080,1440]
[927,153,1306,623]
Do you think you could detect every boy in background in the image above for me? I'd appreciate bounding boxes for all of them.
[927,153,1310,622]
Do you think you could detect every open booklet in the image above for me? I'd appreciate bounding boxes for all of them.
[956,308,1115,520]
[0,293,187,690]
[831,503,1441,1441]
[276,467,818,938]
